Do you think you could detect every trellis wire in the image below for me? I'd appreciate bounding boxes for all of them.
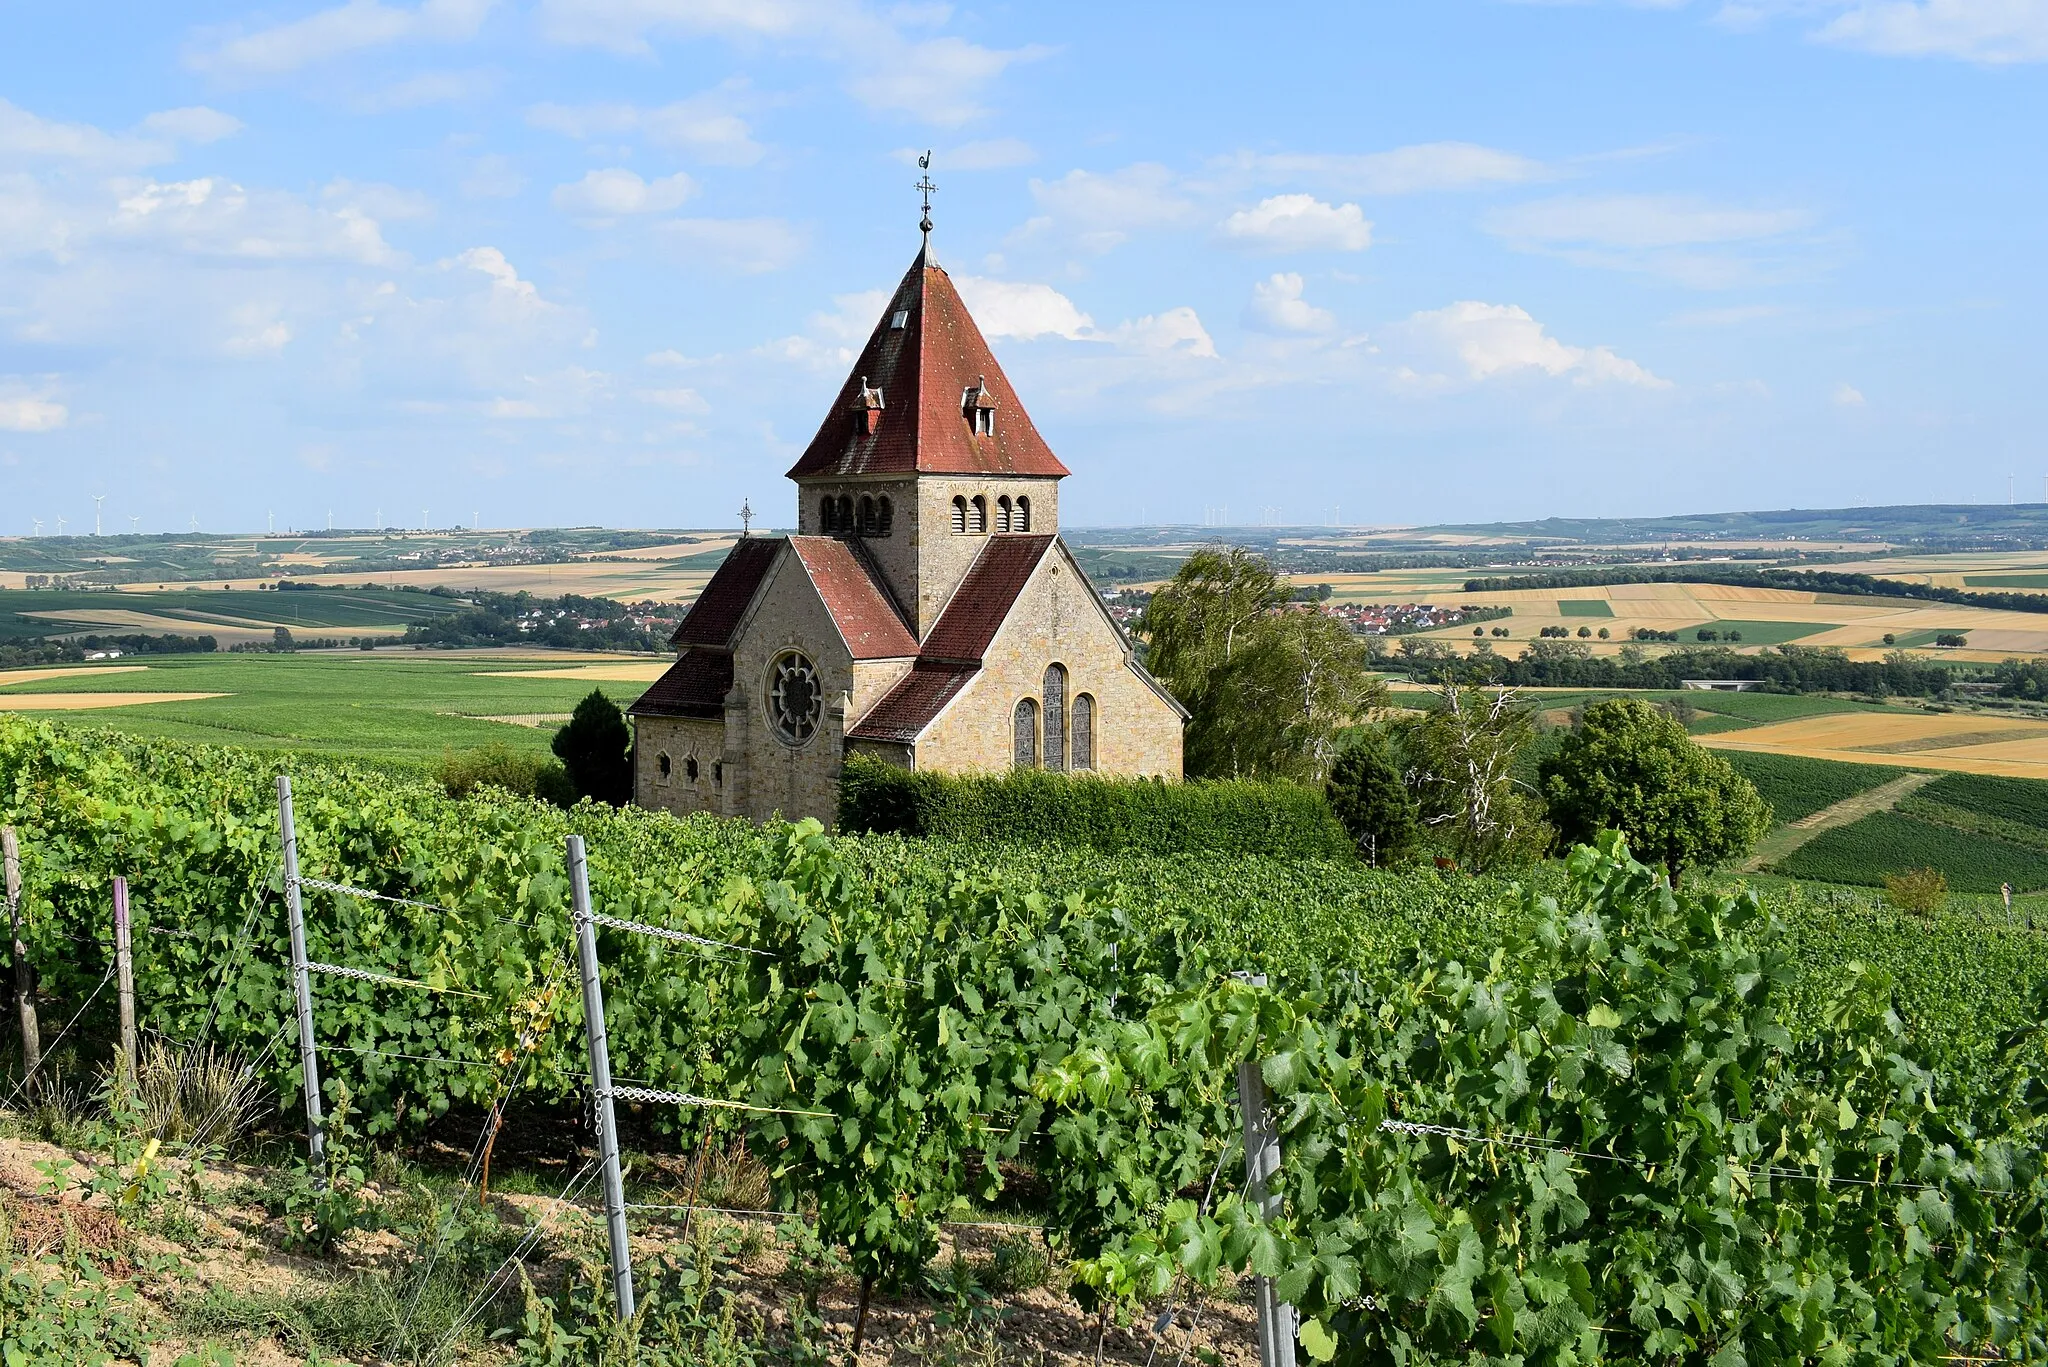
[419,1156,602,1367]
[589,910,771,958]
[306,959,491,1000]
[601,1083,829,1119]
[0,964,115,1114]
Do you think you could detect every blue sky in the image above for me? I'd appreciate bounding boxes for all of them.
[1,0,2044,536]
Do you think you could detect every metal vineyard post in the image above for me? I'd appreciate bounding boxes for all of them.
[570,833,635,1321]
[277,776,327,1189]
[0,827,37,1091]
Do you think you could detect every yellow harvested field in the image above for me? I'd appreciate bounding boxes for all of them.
[1702,712,2048,780]
[475,663,671,681]
[0,665,150,688]
[0,692,227,711]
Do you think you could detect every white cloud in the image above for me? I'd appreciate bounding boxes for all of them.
[323,178,434,220]
[1244,273,1336,334]
[1024,164,1196,252]
[352,68,499,110]
[224,303,293,355]
[1485,193,1818,288]
[893,138,1037,171]
[1818,0,2048,62]
[552,168,697,219]
[459,154,523,199]
[1833,381,1868,405]
[1486,194,1812,248]
[1219,195,1373,253]
[0,379,65,432]
[1224,142,1549,195]
[533,0,1044,125]
[954,277,1095,340]
[1109,307,1218,358]
[0,99,241,169]
[528,85,763,165]
[658,217,805,273]
[111,177,397,263]
[136,107,245,145]
[1405,301,1667,387]
[759,288,891,368]
[188,0,497,78]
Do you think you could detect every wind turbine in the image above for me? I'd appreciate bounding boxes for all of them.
[56,515,67,535]
[421,508,428,531]
[128,516,140,533]
[375,506,382,530]
[267,510,274,535]
[189,515,200,532]
[30,518,41,536]
[92,493,105,536]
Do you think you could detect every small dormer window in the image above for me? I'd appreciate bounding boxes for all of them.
[850,376,884,438]
[962,375,997,437]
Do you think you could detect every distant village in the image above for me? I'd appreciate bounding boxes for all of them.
[1096,586,1482,637]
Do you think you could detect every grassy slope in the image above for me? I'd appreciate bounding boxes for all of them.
[0,654,644,763]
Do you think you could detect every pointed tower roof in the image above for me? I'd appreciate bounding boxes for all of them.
[785,244,1071,480]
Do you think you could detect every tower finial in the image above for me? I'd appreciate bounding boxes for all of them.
[915,150,936,241]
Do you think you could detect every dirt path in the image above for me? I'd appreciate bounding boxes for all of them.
[1742,772,1938,872]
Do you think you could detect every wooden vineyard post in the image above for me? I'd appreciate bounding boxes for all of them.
[112,876,137,1089]
[1234,974,1299,1367]
[1,827,38,1091]
[277,776,327,1189]
[570,834,635,1321]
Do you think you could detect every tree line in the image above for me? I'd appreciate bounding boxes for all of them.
[1462,563,2048,615]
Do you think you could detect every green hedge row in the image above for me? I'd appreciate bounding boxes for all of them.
[836,753,1355,860]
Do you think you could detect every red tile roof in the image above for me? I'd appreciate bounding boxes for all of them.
[846,663,979,743]
[627,648,734,720]
[785,245,1071,481]
[669,537,780,649]
[789,537,918,658]
[920,535,1056,663]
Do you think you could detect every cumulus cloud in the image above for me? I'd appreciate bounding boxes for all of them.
[759,288,892,368]
[1219,195,1373,253]
[1405,301,1667,388]
[658,217,805,274]
[534,0,1046,125]
[1833,381,1868,406]
[188,0,497,78]
[527,84,764,165]
[1109,307,1218,358]
[954,277,1095,340]
[1222,141,1549,195]
[136,107,245,145]
[552,168,696,219]
[0,99,242,168]
[111,177,397,263]
[0,379,66,432]
[1244,273,1336,334]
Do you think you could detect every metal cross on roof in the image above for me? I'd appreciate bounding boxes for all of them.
[916,150,936,236]
[737,498,754,537]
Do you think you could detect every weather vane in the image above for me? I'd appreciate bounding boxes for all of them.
[916,150,936,237]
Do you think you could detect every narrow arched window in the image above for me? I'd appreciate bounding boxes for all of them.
[837,495,854,531]
[996,496,1013,534]
[685,756,699,782]
[656,752,673,784]
[1042,663,1067,771]
[1071,694,1094,771]
[970,496,988,535]
[1013,698,1038,769]
[877,496,893,535]
[951,496,968,534]
[859,495,876,534]
[819,496,835,533]
[1016,495,1031,532]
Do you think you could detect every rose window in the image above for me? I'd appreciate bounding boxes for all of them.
[768,650,822,745]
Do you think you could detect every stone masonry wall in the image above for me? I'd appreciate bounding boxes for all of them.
[632,716,727,815]
[727,548,860,823]
[915,541,1182,778]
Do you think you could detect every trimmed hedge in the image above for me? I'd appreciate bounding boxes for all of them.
[837,753,1355,860]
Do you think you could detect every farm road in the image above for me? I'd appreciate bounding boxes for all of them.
[1742,772,1937,873]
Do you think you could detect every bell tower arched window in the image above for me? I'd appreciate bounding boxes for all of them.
[819,496,836,534]
[1013,698,1038,769]
[837,495,854,531]
[996,496,1013,533]
[1042,663,1067,771]
[877,496,893,535]
[969,496,988,535]
[1016,495,1031,532]
[951,496,968,534]
[859,495,876,534]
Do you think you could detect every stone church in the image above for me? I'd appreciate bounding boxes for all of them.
[627,234,1187,823]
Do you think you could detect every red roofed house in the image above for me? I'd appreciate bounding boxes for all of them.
[627,233,1186,823]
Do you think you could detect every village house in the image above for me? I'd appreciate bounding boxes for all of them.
[626,230,1187,824]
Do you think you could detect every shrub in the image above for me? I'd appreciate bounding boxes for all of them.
[1884,866,1948,915]
[836,754,1353,860]
[551,689,632,805]
[438,743,575,807]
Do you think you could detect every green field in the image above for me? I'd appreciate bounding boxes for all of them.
[1776,808,2048,892]
[0,586,458,642]
[1963,574,2048,588]
[1557,599,1614,617]
[1685,691,1889,723]
[0,654,648,763]
[1720,750,1910,824]
[1693,619,1835,645]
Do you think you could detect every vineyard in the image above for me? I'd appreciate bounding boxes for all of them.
[3,714,2048,1362]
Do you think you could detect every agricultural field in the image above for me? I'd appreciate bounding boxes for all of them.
[0,585,458,645]
[0,653,666,763]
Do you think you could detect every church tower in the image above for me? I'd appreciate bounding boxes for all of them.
[783,237,1070,635]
